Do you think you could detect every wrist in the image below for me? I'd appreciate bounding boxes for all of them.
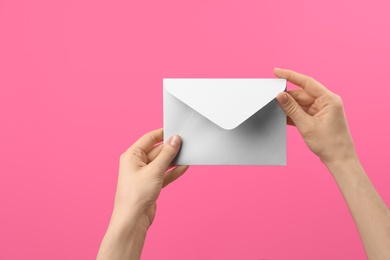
[323,153,360,173]
[322,154,367,198]
[110,206,151,234]
[320,140,358,170]
[106,218,147,244]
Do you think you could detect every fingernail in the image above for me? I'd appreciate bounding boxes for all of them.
[169,135,180,147]
[277,92,289,104]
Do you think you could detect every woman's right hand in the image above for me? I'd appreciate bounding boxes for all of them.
[274,68,357,167]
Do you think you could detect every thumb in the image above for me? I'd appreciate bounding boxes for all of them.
[148,135,182,173]
[276,92,309,129]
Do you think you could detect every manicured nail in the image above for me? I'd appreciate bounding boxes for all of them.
[169,135,180,147]
[277,92,288,104]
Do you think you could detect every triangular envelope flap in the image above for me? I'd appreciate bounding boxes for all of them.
[164,78,286,130]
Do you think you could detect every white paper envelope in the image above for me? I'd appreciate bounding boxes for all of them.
[163,78,287,165]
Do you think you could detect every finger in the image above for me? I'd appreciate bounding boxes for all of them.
[274,68,328,97]
[300,104,312,113]
[148,135,182,173]
[147,143,163,163]
[276,92,310,129]
[306,105,320,116]
[163,165,189,188]
[287,89,315,106]
[129,128,163,155]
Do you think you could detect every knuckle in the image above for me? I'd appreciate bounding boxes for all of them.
[333,94,343,106]
[328,94,343,110]
[119,154,126,163]
[314,96,326,107]
[144,132,159,145]
[316,95,332,108]
[122,147,146,161]
[120,150,130,161]
[305,77,315,87]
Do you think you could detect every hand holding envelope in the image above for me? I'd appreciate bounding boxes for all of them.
[273,68,356,165]
[163,78,287,165]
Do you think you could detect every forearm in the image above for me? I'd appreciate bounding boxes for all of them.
[97,210,148,260]
[326,155,390,260]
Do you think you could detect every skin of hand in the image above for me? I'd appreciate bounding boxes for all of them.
[97,129,189,260]
[274,68,390,260]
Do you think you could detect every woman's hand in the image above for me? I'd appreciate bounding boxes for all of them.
[113,128,188,229]
[275,68,390,260]
[274,68,356,166]
[97,129,189,260]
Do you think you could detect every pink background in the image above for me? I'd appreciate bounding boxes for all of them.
[1,0,389,259]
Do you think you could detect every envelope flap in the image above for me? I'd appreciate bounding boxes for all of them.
[164,78,286,130]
